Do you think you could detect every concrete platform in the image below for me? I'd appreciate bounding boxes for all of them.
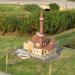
[0,72,11,75]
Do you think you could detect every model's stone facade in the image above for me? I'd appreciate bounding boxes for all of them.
[23,41,33,51]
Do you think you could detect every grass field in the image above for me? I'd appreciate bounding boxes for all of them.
[0,4,23,12]
[0,4,29,16]
[0,30,75,75]
[0,35,49,75]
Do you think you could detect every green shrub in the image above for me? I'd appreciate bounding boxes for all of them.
[49,3,60,11]
[0,5,75,35]
[68,0,75,1]
[44,10,75,34]
[23,4,41,13]
[65,37,75,49]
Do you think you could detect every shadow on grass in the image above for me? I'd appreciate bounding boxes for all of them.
[64,45,75,49]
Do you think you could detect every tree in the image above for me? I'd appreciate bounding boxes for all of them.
[68,0,75,1]
[49,3,60,11]
[23,4,41,13]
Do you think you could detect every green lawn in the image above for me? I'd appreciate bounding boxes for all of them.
[0,35,49,75]
[0,35,30,52]
[52,30,75,75]
[0,4,23,12]
[0,4,29,16]
[0,30,75,75]
[56,31,75,47]
[51,47,75,75]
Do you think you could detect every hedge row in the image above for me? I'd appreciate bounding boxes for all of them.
[0,10,75,34]
[44,10,75,34]
[0,12,39,34]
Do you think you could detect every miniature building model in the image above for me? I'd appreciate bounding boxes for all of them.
[23,10,57,56]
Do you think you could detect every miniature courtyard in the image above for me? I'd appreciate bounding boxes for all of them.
[20,10,62,60]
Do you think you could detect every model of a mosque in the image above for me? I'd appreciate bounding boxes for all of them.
[23,10,57,56]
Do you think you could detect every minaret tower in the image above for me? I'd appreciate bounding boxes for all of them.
[40,10,44,34]
[32,10,45,47]
[39,10,44,47]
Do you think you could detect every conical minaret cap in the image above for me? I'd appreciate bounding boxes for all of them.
[40,10,44,20]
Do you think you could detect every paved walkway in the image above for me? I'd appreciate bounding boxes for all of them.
[0,0,75,9]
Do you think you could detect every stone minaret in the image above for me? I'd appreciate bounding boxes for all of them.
[39,10,44,47]
[40,10,44,34]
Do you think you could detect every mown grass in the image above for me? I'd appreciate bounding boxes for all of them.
[52,54,75,75]
[0,30,75,75]
[0,4,29,16]
[0,4,22,12]
[51,30,75,75]
[0,35,49,75]
[56,31,75,47]
[0,35,30,52]
[8,59,49,75]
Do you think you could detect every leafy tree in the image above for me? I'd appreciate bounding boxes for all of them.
[23,4,41,13]
[49,3,60,11]
[68,0,75,1]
